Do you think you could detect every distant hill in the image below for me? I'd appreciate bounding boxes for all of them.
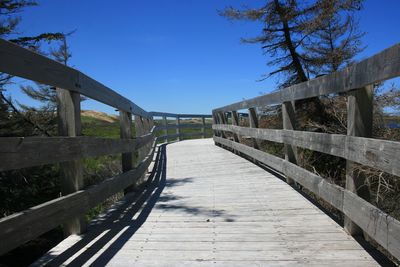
[81,110,118,123]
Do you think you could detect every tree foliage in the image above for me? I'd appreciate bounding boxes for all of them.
[220,0,364,87]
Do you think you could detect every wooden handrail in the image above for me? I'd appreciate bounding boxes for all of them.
[0,38,212,256]
[212,43,400,261]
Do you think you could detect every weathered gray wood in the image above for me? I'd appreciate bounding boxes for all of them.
[343,190,400,260]
[0,130,155,171]
[0,39,149,117]
[282,101,297,185]
[162,116,168,140]
[212,124,400,178]
[345,85,373,236]
[149,111,212,118]
[56,88,86,236]
[0,141,156,256]
[230,111,240,143]
[156,124,211,131]
[213,43,400,113]
[176,116,181,141]
[248,108,260,150]
[201,117,206,138]
[120,111,134,193]
[214,136,400,261]
[35,139,379,266]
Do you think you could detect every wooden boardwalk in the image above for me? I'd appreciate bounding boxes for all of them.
[35,139,379,266]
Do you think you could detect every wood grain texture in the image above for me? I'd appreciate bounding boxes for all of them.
[149,111,212,118]
[0,129,156,171]
[34,139,378,266]
[0,141,157,256]
[214,43,400,113]
[345,86,373,236]
[214,136,400,261]
[0,39,149,117]
[212,124,400,177]
[57,87,86,235]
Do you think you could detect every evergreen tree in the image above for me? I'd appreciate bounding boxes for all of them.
[220,0,364,87]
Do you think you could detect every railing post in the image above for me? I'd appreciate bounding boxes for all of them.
[282,101,297,185]
[163,116,168,140]
[248,108,259,149]
[217,112,227,139]
[56,88,86,236]
[119,110,134,193]
[176,116,181,141]
[201,116,206,138]
[231,110,240,142]
[345,85,373,236]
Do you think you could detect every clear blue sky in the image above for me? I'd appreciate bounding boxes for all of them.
[9,0,400,114]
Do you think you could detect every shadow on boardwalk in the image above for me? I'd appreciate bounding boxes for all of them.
[37,145,169,266]
[37,143,233,267]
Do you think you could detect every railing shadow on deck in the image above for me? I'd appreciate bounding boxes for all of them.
[35,141,235,267]
[34,144,168,266]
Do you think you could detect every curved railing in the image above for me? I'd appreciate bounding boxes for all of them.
[0,39,211,255]
[212,43,400,261]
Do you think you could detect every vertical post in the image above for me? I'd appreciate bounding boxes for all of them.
[134,115,146,186]
[212,112,219,139]
[231,110,240,142]
[176,116,181,141]
[248,108,259,149]
[162,116,168,140]
[56,88,86,236]
[282,101,297,185]
[119,111,134,193]
[217,112,227,138]
[201,116,206,138]
[345,85,373,236]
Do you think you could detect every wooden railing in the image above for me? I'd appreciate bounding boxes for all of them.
[0,39,210,255]
[212,43,400,261]
[150,112,212,141]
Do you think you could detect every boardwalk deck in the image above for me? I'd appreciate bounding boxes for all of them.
[34,139,379,266]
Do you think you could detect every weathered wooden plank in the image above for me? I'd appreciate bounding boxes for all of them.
[213,43,400,113]
[343,190,400,260]
[56,87,86,235]
[212,125,400,177]
[214,136,284,172]
[176,116,181,141]
[149,111,212,118]
[248,108,259,149]
[120,111,134,193]
[0,129,155,171]
[156,124,212,131]
[214,136,400,261]
[345,85,373,236]
[0,141,157,256]
[231,111,240,142]
[282,101,297,185]
[34,139,379,266]
[201,117,206,138]
[0,39,149,117]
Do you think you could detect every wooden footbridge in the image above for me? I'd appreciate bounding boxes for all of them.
[0,39,400,266]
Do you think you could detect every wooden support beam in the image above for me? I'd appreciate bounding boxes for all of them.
[56,88,86,236]
[162,116,168,140]
[119,110,134,194]
[345,85,373,236]
[176,116,181,141]
[248,108,259,149]
[201,116,206,138]
[282,101,297,185]
[231,111,240,142]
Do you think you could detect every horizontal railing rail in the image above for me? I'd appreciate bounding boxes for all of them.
[0,38,211,256]
[151,111,213,141]
[212,43,400,261]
